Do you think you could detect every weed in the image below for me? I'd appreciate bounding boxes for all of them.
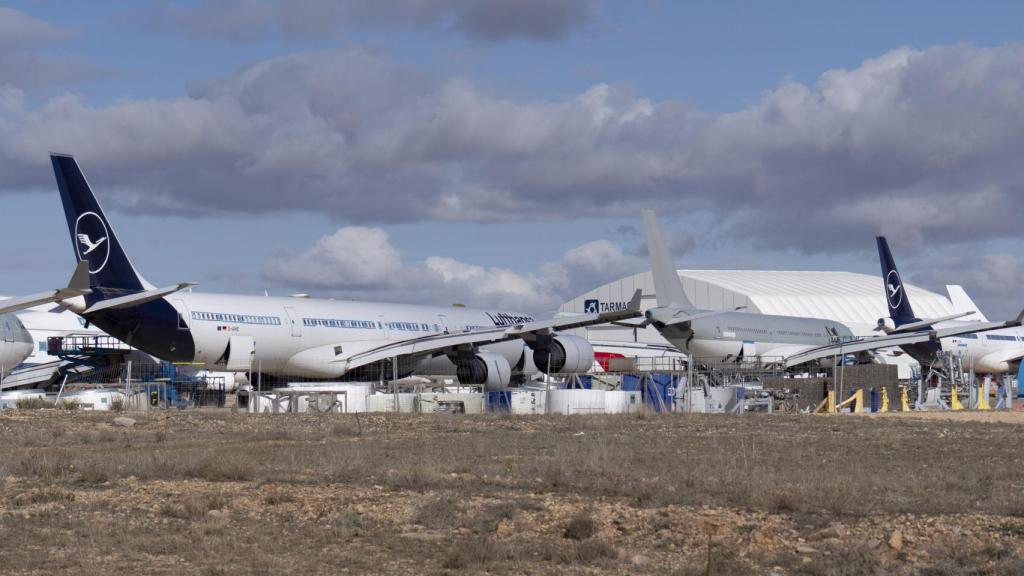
[13,485,75,506]
[16,398,51,410]
[412,494,462,530]
[563,509,598,540]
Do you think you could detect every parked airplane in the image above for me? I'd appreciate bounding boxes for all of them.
[0,262,91,373]
[638,210,1021,367]
[875,237,1024,374]
[49,154,641,387]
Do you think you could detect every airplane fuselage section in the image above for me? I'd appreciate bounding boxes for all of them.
[662,311,856,360]
[89,291,538,378]
[0,313,34,371]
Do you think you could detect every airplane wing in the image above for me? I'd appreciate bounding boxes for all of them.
[0,261,92,315]
[334,290,643,373]
[784,312,1024,368]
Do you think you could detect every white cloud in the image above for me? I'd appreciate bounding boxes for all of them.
[264,227,403,289]
[263,227,644,314]
[0,8,102,92]
[4,44,1024,258]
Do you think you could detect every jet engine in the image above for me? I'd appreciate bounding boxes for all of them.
[532,334,594,375]
[876,317,897,334]
[456,350,512,391]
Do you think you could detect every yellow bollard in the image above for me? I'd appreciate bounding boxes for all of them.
[978,382,991,410]
[827,390,836,413]
[880,388,889,413]
[900,386,910,412]
[951,386,963,411]
[836,389,865,413]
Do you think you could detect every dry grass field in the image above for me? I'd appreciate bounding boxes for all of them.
[1,409,1023,575]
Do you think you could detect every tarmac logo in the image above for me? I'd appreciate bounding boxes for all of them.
[585,299,627,313]
[885,269,903,310]
[74,211,110,274]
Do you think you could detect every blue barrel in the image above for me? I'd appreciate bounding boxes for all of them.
[485,391,511,412]
[870,388,879,412]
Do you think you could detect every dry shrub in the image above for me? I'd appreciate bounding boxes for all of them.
[262,491,298,505]
[412,494,462,530]
[563,509,598,540]
[16,398,51,410]
[13,485,75,507]
[466,501,520,534]
[793,544,884,576]
[573,538,617,564]
[184,454,255,482]
[330,511,371,540]
[161,493,229,519]
[441,539,512,570]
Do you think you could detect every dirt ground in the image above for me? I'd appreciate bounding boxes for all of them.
[1,409,1023,575]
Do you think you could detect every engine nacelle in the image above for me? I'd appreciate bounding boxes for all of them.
[532,334,594,375]
[876,317,897,334]
[456,351,512,391]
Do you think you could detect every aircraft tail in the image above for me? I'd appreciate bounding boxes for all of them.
[642,209,693,309]
[876,236,918,326]
[51,154,151,301]
[947,285,989,322]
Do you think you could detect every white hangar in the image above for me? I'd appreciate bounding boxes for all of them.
[561,270,960,347]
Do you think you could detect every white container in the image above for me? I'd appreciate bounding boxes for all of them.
[0,389,47,410]
[60,389,125,411]
[604,390,641,414]
[285,383,372,413]
[367,393,418,413]
[548,389,605,415]
[510,390,546,415]
[249,393,286,413]
[418,393,485,414]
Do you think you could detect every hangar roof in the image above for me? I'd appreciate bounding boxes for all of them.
[561,270,958,342]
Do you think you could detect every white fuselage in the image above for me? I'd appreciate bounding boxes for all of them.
[0,312,33,372]
[165,292,539,379]
[655,309,855,362]
[935,321,1024,374]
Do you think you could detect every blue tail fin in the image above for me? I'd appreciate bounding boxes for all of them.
[876,236,919,326]
[51,154,150,300]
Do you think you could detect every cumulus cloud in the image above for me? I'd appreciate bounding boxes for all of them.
[263,227,643,314]
[139,0,597,42]
[901,249,1024,322]
[6,44,1024,258]
[0,7,101,92]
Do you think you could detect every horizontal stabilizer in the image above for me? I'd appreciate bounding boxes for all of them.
[0,261,92,315]
[647,305,747,327]
[82,282,196,315]
[880,311,976,333]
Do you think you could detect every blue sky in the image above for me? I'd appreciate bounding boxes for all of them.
[3,1,1024,318]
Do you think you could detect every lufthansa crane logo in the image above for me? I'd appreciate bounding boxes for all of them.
[885,269,903,310]
[74,211,110,274]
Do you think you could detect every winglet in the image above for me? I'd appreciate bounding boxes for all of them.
[642,210,693,309]
[626,289,642,312]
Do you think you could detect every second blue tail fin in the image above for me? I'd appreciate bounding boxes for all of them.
[876,236,919,326]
